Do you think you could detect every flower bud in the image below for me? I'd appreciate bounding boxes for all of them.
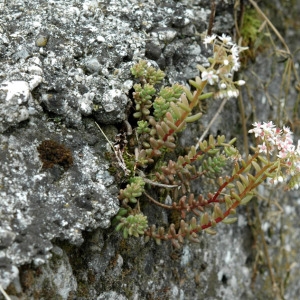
[220,83,227,89]
[236,80,245,86]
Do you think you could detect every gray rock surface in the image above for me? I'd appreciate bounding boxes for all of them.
[0,115,119,288]
[0,0,299,299]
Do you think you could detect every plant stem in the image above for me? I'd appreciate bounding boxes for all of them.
[195,97,228,148]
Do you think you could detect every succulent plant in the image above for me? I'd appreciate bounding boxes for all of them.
[112,35,300,247]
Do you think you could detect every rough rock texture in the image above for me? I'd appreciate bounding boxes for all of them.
[0,115,120,289]
[0,0,299,299]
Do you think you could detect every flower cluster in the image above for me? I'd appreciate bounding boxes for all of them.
[249,121,300,189]
[200,34,247,99]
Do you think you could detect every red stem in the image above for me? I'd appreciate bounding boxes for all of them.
[145,152,280,240]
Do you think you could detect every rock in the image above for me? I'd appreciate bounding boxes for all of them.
[94,88,128,124]
[35,34,49,47]
[145,41,162,61]
[0,116,119,290]
[84,57,102,74]
[0,81,32,132]
[151,27,178,44]
[1,0,299,299]
[97,291,127,300]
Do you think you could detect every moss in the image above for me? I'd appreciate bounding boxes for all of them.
[87,269,96,285]
[4,282,20,297]
[39,278,62,300]
[20,268,35,290]
[37,140,73,170]
[239,7,266,62]
[240,9,262,46]
[108,253,120,269]
[118,239,131,254]
[77,281,89,298]
[18,264,64,300]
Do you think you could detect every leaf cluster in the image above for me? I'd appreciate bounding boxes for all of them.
[119,176,145,204]
[116,213,148,238]
[131,60,165,85]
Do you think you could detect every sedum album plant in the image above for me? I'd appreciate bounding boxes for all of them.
[113,35,300,248]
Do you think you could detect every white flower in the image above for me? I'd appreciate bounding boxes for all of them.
[232,58,241,71]
[258,142,268,154]
[277,150,288,159]
[282,126,292,136]
[248,122,263,137]
[231,44,239,57]
[277,176,284,182]
[261,121,276,131]
[214,90,227,99]
[231,44,248,55]
[203,34,217,48]
[218,34,233,45]
[201,70,219,85]
[227,89,239,98]
[272,176,284,185]
[252,121,262,128]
